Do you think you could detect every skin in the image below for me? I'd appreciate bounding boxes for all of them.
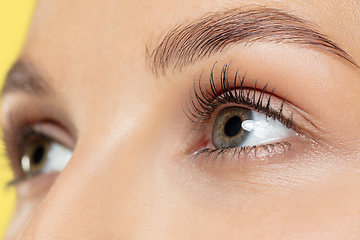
[2,0,360,239]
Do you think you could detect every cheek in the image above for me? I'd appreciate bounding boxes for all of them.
[5,173,58,239]
[165,144,360,238]
[13,147,360,239]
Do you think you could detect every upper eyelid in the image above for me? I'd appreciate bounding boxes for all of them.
[3,121,75,156]
[31,123,76,149]
[1,94,78,150]
[2,109,75,163]
[185,63,295,128]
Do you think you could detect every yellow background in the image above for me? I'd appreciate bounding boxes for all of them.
[0,1,37,238]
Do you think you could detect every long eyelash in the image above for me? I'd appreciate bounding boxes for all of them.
[185,62,297,164]
[185,62,294,129]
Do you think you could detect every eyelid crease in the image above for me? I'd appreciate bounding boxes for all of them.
[32,123,76,150]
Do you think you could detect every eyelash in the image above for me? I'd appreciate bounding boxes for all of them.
[185,62,296,163]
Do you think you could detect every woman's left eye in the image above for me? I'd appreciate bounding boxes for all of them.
[185,63,303,161]
[212,106,297,149]
[21,140,73,177]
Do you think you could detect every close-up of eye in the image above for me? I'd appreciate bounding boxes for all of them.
[185,64,302,163]
[211,106,296,149]
[21,139,72,178]
[3,122,74,186]
[1,0,360,239]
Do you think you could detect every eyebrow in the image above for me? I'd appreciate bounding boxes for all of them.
[148,7,358,76]
[2,60,50,96]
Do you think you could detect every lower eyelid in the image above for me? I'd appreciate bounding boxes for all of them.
[189,136,310,168]
[15,172,60,199]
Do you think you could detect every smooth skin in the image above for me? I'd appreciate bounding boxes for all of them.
[2,0,360,239]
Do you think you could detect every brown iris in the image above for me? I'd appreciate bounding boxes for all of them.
[22,140,50,175]
[212,107,252,148]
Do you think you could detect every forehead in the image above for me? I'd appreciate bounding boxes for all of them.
[24,0,360,57]
[12,0,360,98]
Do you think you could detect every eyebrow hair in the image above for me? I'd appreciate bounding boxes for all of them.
[148,6,358,76]
[2,60,50,96]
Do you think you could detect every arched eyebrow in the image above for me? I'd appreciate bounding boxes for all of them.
[148,7,358,76]
[2,60,50,96]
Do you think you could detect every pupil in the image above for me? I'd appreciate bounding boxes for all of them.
[32,145,45,165]
[224,116,242,137]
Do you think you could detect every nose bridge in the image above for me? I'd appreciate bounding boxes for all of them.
[18,98,172,238]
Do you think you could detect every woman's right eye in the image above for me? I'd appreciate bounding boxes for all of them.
[21,140,73,177]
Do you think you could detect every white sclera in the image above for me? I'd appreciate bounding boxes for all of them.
[41,142,73,174]
[240,112,297,146]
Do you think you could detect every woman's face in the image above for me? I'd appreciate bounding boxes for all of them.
[2,0,360,239]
